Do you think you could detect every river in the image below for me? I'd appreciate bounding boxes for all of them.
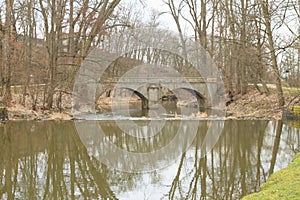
[0,119,299,199]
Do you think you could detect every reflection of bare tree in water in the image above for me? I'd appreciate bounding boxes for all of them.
[284,120,300,154]
[254,121,269,191]
[168,122,210,200]
[0,120,298,199]
[269,120,283,175]
[166,120,288,200]
[0,121,117,200]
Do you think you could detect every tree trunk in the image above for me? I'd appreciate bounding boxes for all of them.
[0,103,8,121]
[255,10,269,94]
[165,0,188,58]
[200,0,207,49]
[2,0,13,105]
[240,0,248,94]
[261,0,284,107]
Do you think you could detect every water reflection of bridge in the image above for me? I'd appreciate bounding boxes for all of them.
[0,121,299,199]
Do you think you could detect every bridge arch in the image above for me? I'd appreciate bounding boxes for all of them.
[96,86,149,110]
[93,48,218,112]
[173,88,206,111]
[118,87,149,109]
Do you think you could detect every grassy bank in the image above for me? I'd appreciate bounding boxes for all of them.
[243,153,300,200]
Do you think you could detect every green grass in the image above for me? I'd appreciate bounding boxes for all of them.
[243,153,300,200]
[10,85,24,93]
[283,88,300,95]
[253,84,300,95]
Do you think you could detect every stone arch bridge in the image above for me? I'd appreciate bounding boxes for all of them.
[96,76,219,110]
[73,49,225,114]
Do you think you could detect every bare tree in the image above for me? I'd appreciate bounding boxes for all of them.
[37,0,122,109]
[261,0,284,107]
[1,0,14,105]
[163,0,187,58]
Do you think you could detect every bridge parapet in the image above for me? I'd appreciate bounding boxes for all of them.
[100,77,217,84]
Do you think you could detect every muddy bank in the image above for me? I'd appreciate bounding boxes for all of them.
[226,90,283,120]
[226,90,300,120]
[3,93,73,120]
[7,105,72,120]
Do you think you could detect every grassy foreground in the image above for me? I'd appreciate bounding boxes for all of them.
[243,153,300,200]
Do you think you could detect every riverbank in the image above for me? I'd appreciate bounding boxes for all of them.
[6,93,73,120]
[7,105,72,120]
[227,89,300,120]
[227,90,280,120]
[3,89,300,120]
[243,153,300,200]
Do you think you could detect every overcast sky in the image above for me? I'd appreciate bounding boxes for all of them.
[128,0,299,43]
[126,0,185,33]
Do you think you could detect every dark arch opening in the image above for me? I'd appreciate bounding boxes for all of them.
[173,88,206,111]
[118,87,147,101]
[96,87,149,110]
[176,88,205,99]
[118,87,149,110]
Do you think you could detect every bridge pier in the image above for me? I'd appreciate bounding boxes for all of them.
[147,84,161,109]
[197,98,206,112]
[141,99,149,110]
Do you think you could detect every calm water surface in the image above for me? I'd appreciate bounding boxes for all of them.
[0,120,299,199]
